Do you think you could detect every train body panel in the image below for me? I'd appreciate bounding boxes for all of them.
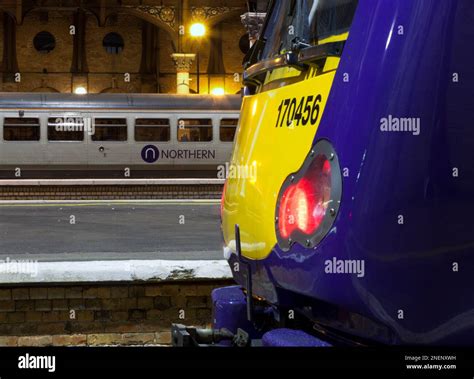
[0,94,241,175]
[222,72,336,260]
[221,0,474,346]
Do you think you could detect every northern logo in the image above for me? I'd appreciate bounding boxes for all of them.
[141,145,159,163]
[141,146,216,163]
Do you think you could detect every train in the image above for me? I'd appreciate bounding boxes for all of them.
[173,0,474,347]
[0,93,241,178]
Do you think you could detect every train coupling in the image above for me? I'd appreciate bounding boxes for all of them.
[171,324,251,347]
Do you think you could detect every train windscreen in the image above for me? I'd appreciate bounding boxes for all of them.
[260,0,358,60]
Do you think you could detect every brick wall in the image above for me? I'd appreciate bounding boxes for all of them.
[0,184,223,200]
[0,2,247,94]
[17,11,74,76]
[0,280,233,346]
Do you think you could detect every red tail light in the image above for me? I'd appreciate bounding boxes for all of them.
[278,159,331,238]
[276,140,341,250]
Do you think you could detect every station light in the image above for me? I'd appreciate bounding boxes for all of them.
[190,23,206,38]
[190,23,206,94]
[74,86,87,95]
[211,87,225,96]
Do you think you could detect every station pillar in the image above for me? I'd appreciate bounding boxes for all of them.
[171,53,196,94]
[1,11,19,85]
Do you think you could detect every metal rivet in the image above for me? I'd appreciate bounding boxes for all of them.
[290,175,295,182]
[306,240,311,247]
[330,208,336,216]
[310,150,315,157]
[329,153,335,161]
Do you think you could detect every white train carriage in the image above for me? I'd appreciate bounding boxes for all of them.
[0,93,241,177]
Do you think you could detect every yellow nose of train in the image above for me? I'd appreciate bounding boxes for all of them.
[221,35,346,260]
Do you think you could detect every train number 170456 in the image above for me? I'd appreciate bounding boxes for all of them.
[275,94,323,128]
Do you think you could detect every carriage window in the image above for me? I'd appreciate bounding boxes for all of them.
[220,119,238,142]
[135,119,170,142]
[177,119,213,142]
[48,117,84,141]
[92,118,127,141]
[3,118,40,141]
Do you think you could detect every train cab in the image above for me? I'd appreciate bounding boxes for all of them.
[214,0,474,347]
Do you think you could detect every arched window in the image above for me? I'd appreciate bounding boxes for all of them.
[103,32,124,54]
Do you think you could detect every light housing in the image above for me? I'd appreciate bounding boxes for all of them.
[275,139,342,250]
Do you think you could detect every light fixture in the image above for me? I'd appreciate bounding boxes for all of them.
[211,87,225,96]
[190,23,206,38]
[74,86,87,95]
[190,23,206,94]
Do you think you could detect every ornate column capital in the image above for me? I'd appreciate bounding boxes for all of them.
[171,53,196,72]
[171,53,197,94]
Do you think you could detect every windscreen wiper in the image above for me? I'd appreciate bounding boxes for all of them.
[243,40,345,86]
[298,41,346,65]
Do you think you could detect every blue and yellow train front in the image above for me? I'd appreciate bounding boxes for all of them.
[216,0,474,347]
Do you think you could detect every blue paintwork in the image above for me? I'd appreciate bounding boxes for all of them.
[212,286,263,344]
[229,0,474,346]
[262,329,333,347]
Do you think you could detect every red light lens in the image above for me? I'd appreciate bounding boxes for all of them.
[278,185,297,238]
[278,155,332,241]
